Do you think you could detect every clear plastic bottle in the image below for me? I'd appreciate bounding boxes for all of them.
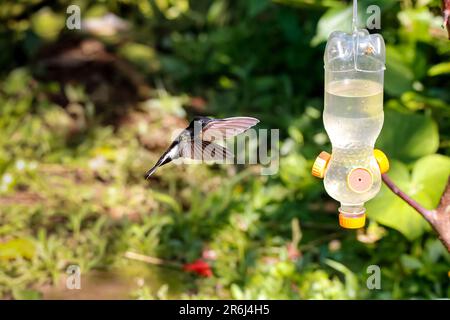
[322,28,386,222]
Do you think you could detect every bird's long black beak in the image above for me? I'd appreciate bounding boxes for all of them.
[144,165,158,180]
[144,151,174,180]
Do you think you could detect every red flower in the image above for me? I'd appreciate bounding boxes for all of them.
[183,259,213,277]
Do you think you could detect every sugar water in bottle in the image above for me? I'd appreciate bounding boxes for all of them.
[311,1,389,229]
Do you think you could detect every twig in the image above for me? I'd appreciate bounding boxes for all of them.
[381,174,434,222]
[382,174,450,251]
[443,0,450,39]
[124,251,180,268]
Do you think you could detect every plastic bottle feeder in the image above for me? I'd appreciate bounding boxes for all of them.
[312,0,390,229]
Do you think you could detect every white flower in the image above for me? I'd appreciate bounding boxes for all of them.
[15,159,26,171]
[2,173,13,184]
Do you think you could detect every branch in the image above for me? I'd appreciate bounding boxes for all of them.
[124,251,180,268]
[443,0,450,39]
[382,174,450,252]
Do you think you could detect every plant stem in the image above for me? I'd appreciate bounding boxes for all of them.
[124,251,181,268]
[382,174,450,251]
[381,174,433,221]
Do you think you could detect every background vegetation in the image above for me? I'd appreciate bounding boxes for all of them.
[0,0,449,299]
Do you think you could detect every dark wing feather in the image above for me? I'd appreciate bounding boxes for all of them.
[202,117,259,141]
[180,139,234,162]
[201,141,234,162]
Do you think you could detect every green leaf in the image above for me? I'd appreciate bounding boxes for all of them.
[274,0,340,10]
[12,289,42,300]
[397,7,435,43]
[207,0,228,24]
[411,154,450,205]
[376,109,439,162]
[151,191,182,214]
[325,259,358,299]
[400,254,423,271]
[367,155,450,240]
[31,8,65,40]
[279,153,314,190]
[311,4,350,46]
[3,68,31,95]
[400,92,448,111]
[384,46,414,97]
[248,0,270,17]
[118,43,159,72]
[311,0,394,45]
[428,62,450,77]
[424,239,446,264]
[230,283,245,299]
[0,238,35,260]
[366,163,430,240]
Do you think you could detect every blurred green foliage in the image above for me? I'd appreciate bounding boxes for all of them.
[0,0,449,299]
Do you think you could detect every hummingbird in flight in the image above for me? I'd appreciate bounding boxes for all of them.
[144,116,259,179]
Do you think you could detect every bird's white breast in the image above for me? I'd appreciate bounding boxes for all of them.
[166,144,180,160]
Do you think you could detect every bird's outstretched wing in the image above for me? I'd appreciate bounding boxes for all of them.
[180,139,234,162]
[202,117,259,141]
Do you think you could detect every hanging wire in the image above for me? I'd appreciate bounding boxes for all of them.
[352,0,358,32]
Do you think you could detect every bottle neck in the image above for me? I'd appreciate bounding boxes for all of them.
[340,203,365,215]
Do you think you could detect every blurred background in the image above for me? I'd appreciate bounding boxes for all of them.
[0,0,449,299]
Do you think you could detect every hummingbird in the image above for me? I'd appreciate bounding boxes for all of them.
[144,116,259,179]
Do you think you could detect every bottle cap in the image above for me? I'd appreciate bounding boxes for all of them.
[374,149,389,174]
[338,212,366,229]
[312,151,331,179]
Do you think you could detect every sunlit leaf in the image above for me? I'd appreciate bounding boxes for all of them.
[376,109,439,162]
[311,4,350,46]
[311,0,394,45]
[118,43,159,72]
[367,155,450,240]
[411,154,450,205]
[428,62,450,76]
[397,7,435,43]
[3,68,31,95]
[31,8,65,40]
[0,238,35,260]
[384,46,414,97]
